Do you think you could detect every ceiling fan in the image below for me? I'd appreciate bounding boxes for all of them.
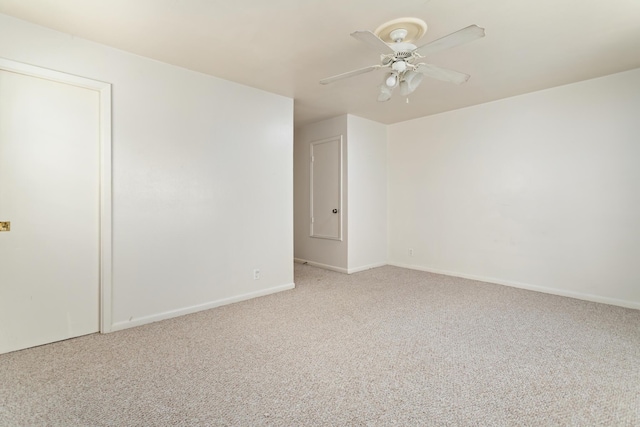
[320,18,485,101]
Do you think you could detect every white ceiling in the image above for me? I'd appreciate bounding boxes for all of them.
[1,0,639,127]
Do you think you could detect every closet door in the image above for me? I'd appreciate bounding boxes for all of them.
[310,136,342,240]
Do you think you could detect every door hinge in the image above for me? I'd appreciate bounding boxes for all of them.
[311,217,314,223]
[311,155,314,163]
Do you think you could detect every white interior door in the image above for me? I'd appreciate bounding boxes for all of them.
[310,136,342,240]
[0,68,100,354]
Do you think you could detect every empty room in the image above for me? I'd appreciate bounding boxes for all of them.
[0,1,639,425]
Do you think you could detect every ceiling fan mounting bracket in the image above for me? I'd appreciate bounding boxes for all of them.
[389,28,408,43]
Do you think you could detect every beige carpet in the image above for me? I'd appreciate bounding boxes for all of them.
[1,264,639,426]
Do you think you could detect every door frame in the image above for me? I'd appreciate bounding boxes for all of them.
[0,57,113,333]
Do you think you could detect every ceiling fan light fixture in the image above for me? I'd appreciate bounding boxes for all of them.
[378,84,393,102]
[399,71,425,96]
[391,60,408,73]
[385,73,398,87]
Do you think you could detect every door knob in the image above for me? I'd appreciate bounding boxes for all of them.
[332,209,338,214]
[0,221,10,232]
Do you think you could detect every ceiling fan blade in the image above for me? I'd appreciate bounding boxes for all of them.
[416,25,485,57]
[320,65,381,85]
[414,63,470,85]
[350,30,395,55]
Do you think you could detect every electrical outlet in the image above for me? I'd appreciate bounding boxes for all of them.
[253,269,260,280]
[408,248,414,257]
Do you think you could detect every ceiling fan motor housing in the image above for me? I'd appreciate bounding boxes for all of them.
[390,42,418,59]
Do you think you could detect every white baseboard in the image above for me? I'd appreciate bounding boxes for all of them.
[110,282,295,332]
[294,258,348,274]
[347,262,387,274]
[294,258,386,275]
[388,262,640,311]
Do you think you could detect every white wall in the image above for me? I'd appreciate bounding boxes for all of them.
[294,115,348,271]
[0,14,294,330]
[388,68,640,308]
[347,115,387,273]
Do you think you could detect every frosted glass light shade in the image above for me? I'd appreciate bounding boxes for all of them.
[399,71,424,96]
[378,84,392,102]
[385,74,397,87]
